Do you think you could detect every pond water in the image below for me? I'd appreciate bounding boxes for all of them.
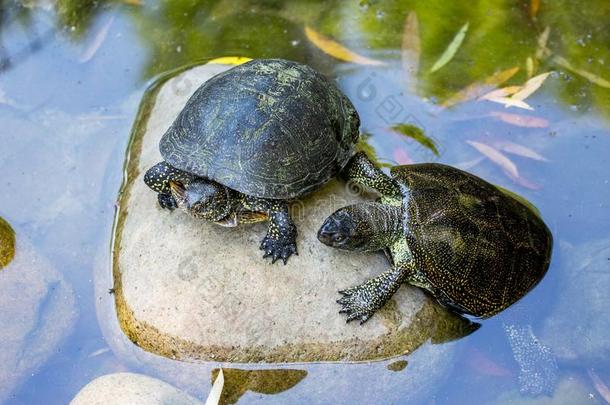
[0,0,609,404]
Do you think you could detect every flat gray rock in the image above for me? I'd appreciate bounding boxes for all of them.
[0,231,77,402]
[113,62,472,363]
[70,373,201,405]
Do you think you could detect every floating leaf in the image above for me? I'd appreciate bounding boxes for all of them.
[536,27,551,60]
[394,148,414,165]
[87,347,110,358]
[208,56,253,65]
[401,11,420,84]
[486,97,534,110]
[466,348,513,377]
[121,0,142,5]
[495,140,549,161]
[553,55,610,89]
[430,22,469,73]
[205,368,224,405]
[511,72,551,101]
[79,16,114,63]
[478,85,523,101]
[442,67,519,107]
[530,0,540,18]
[589,369,610,404]
[526,57,534,78]
[390,124,440,156]
[455,156,484,171]
[467,140,519,178]
[507,173,541,190]
[305,26,384,66]
[489,111,549,128]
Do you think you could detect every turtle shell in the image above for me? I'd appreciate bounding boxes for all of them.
[391,163,552,318]
[160,59,360,199]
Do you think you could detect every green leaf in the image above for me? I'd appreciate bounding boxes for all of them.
[430,22,469,73]
[356,133,394,168]
[390,124,440,156]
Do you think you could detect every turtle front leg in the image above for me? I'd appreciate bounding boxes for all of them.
[262,201,298,264]
[242,197,297,264]
[338,266,407,324]
[342,152,401,199]
[144,161,194,210]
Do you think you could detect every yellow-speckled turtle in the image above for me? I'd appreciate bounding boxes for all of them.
[144,59,395,264]
[318,163,552,322]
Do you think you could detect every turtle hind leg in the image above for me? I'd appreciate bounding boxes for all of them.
[144,161,193,211]
[338,266,407,324]
[342,152,401,199]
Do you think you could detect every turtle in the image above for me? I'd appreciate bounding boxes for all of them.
[317,162,553,323]
[144,58,394,264]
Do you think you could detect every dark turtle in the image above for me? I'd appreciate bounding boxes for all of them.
[317,163,552,322]
[144,59,393,263]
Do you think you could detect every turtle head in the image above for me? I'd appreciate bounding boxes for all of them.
[317,202,401,252]
[170,179,232,222]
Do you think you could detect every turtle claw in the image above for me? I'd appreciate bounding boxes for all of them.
[260,236,297,265]
[336,284,377,324]
[336,269,405,325]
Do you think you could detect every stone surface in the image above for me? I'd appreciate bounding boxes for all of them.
[70,373,202,405]
[113,62,474,363]
[0,232,77,402]
[540,239,610,367]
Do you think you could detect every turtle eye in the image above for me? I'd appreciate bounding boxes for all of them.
[332,233,346,243]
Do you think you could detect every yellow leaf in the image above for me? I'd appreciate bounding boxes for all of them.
[401,11,420,82]
[553,56,610,89]
[121,0,142,5]
[430,23,469,73]
[208,56,253,65]
[441,67,519,107]
[305,26,384,66]
[487,97,534,111]
[467,140,519,178]
[530,0,540,18]
[478,86,523,101]
[205,368,224,405]
[511,72,551,101]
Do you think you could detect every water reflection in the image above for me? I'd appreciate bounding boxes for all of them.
[9,0,610,116]
[210,368,307,404]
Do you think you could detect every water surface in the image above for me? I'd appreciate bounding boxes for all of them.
[1,0,609,403]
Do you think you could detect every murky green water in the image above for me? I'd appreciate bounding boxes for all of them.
[1,0,609,403]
